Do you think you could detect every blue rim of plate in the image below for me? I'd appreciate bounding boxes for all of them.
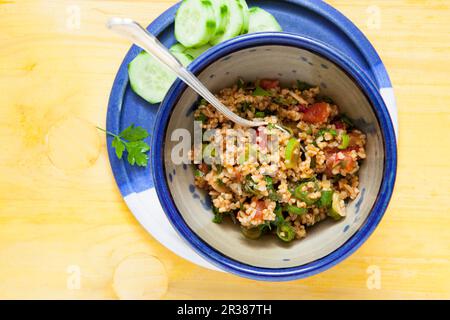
[152,32,398,281]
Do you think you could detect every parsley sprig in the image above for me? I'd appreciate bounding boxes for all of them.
[97,124,150,167]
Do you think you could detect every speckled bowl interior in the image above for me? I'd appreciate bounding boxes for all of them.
[162,45,384,268]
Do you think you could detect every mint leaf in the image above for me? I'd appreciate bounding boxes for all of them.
[120,124,149,142]
[112,136,126,159]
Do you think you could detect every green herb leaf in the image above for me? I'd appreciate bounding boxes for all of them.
[319,95,334,104]
[318,129,337,137]
[194,169,204,178]
[126,141,150,167]
[120,124,149,142]
[340,114,354,129]
[253,86,271,97]
[296,80,314,91]
[239,101,251,113]
[112,136,126,159]
[212,213,223,224]
[212,207,224,224]
[97,124,151,167]
[195,113,208,122]
[237,78,245,89]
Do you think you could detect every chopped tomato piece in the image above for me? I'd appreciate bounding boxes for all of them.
[259,79,280,90]
[254,200,267,220]
[199,163,209,174]
[324,149,357,176]
[234,170,242,182]
[302,102,331,124]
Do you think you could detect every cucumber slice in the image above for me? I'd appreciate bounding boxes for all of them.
[184,43,212,59]
[237,0,249,34]
[128,51,176,104]
[169,43,186,53]
[328,192,346,221]
[171,51,194,67]
[248,7,282,33]
[170,42,210,60]
[211,0,230,37]
[210,0,244,45]
[175,0,217,48]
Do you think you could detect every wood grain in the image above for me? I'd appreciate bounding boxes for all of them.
[0,0,449,299]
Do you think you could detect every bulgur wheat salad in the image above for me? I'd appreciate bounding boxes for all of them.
[192,79,366,242]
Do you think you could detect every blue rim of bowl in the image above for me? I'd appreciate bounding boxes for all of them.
[152,32,397,281]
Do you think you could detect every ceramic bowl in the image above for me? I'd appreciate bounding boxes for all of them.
[152,32,397,281]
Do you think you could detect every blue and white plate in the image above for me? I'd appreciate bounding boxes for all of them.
[106,0,398,271]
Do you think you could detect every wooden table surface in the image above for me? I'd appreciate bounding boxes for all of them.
[0,0,449,300]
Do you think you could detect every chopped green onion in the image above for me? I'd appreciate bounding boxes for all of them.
[286,205,307,216]
[285,138,300,169]
[241,226,263,240]
[265,176,279,201]
[293,182,320,205]
[273,96,295,106]
[253,86,271,97]
[338,134,350,150]
[238,144,251,164]
[319,190,333,208]
[276,223,296,242]
[243,175,259,195]
[272,204,284,227]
